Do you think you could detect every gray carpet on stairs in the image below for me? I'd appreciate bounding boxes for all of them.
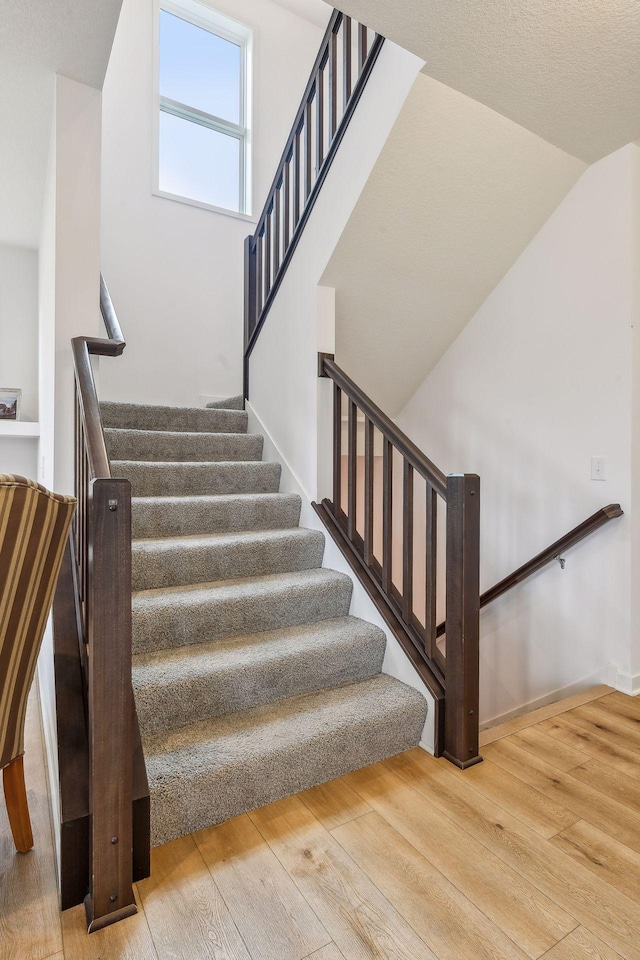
[131,492,301,539]
[132,616,386,736]
[206,395,244,410]
[105,428,262,463]
[145,675,427,846]
[111,460,281,497]
[102,397,428,847]
[101,400,248,434]
[132,568,355,654]
[131,528,326,591]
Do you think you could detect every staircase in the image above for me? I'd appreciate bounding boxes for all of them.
[100,396,428,847]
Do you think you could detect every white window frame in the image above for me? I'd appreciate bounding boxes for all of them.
[152,0,254,220]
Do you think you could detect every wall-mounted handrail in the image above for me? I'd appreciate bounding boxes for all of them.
[70,275,144,931]
[435,503,623,637]
[316,353,481,768]
[479,503,623,607]
[434,504,623,638]
[243,9,384,396]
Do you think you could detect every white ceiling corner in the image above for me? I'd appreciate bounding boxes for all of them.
[0,0,123,248]
[265,0,331,30]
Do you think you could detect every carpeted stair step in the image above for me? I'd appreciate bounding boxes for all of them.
[100,401,248,434]
[131,527,326,591]
[111,460,281,497]
[144,674,428,846]
[132,567,353,654]
[105,428,262,463]
[132,616,386,736]
[206,395,244,410]
[132,492,301,539]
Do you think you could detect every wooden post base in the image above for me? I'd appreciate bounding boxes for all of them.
[3,756,34,853]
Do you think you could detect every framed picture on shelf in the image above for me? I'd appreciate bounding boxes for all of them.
[0,388,21,420]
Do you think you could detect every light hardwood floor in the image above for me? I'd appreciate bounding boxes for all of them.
[4,683,640,960]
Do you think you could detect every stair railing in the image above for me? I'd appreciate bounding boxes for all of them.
[316,355,624,767]
[316,354,481,767]
[243,9,384,397]
[70,276,139,931]
[436,503,624,636]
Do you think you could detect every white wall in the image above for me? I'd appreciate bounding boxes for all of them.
[0,243,39,477]
[37,74,103,871]
[323,72,585,416]
[0,437,38,478]
[38,75,102,497]
[0,243,39,421]
[396,144,640,724]
[99,0,326,408]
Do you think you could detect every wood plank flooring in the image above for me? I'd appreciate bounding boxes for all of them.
[3,685,640,959]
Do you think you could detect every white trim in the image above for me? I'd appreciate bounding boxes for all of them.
[36,633,62,880]
[0,420,40,437]
[161,0,251,43]
[151,186,257,222]
[246,399,314,504]
[160,97,245,139]
[152,0,253,216]
[480,666,611,730]
[608,663,640,697]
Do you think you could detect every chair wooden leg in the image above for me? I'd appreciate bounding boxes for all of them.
[3,756,34,853]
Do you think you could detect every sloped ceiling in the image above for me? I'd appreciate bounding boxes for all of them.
[0,0,122,248]
[329,0,640,163]
[322,73,586,416]
[268,0,330,29]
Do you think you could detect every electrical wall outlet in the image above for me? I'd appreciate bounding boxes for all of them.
[591,456,606,481]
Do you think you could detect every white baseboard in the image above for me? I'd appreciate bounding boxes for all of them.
[245,401,314,507]
[607,663,640,697]
[36,629,62,886]
[480,667,610,730]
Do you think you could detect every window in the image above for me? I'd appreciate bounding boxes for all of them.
[155,0,252,216]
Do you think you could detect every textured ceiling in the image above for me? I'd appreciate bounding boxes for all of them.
[323,73,586,416]
[0,0,122,248]
[331,0,640,163]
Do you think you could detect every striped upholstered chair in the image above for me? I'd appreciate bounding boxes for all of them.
[0,475,75,853]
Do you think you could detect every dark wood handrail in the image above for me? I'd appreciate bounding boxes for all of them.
[254,9,341,243]
[436,503,624,637]
[320,354,448,498]
[315,353,481,767]
[244,9,384,391]
[481,503,623,607]
[70,275,142,931]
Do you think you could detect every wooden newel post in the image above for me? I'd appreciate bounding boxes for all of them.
[85,478,136,932]
[243,235,256,401]
[444,473,482,769]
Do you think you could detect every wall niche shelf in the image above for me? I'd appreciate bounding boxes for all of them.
[0,421,40,438]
